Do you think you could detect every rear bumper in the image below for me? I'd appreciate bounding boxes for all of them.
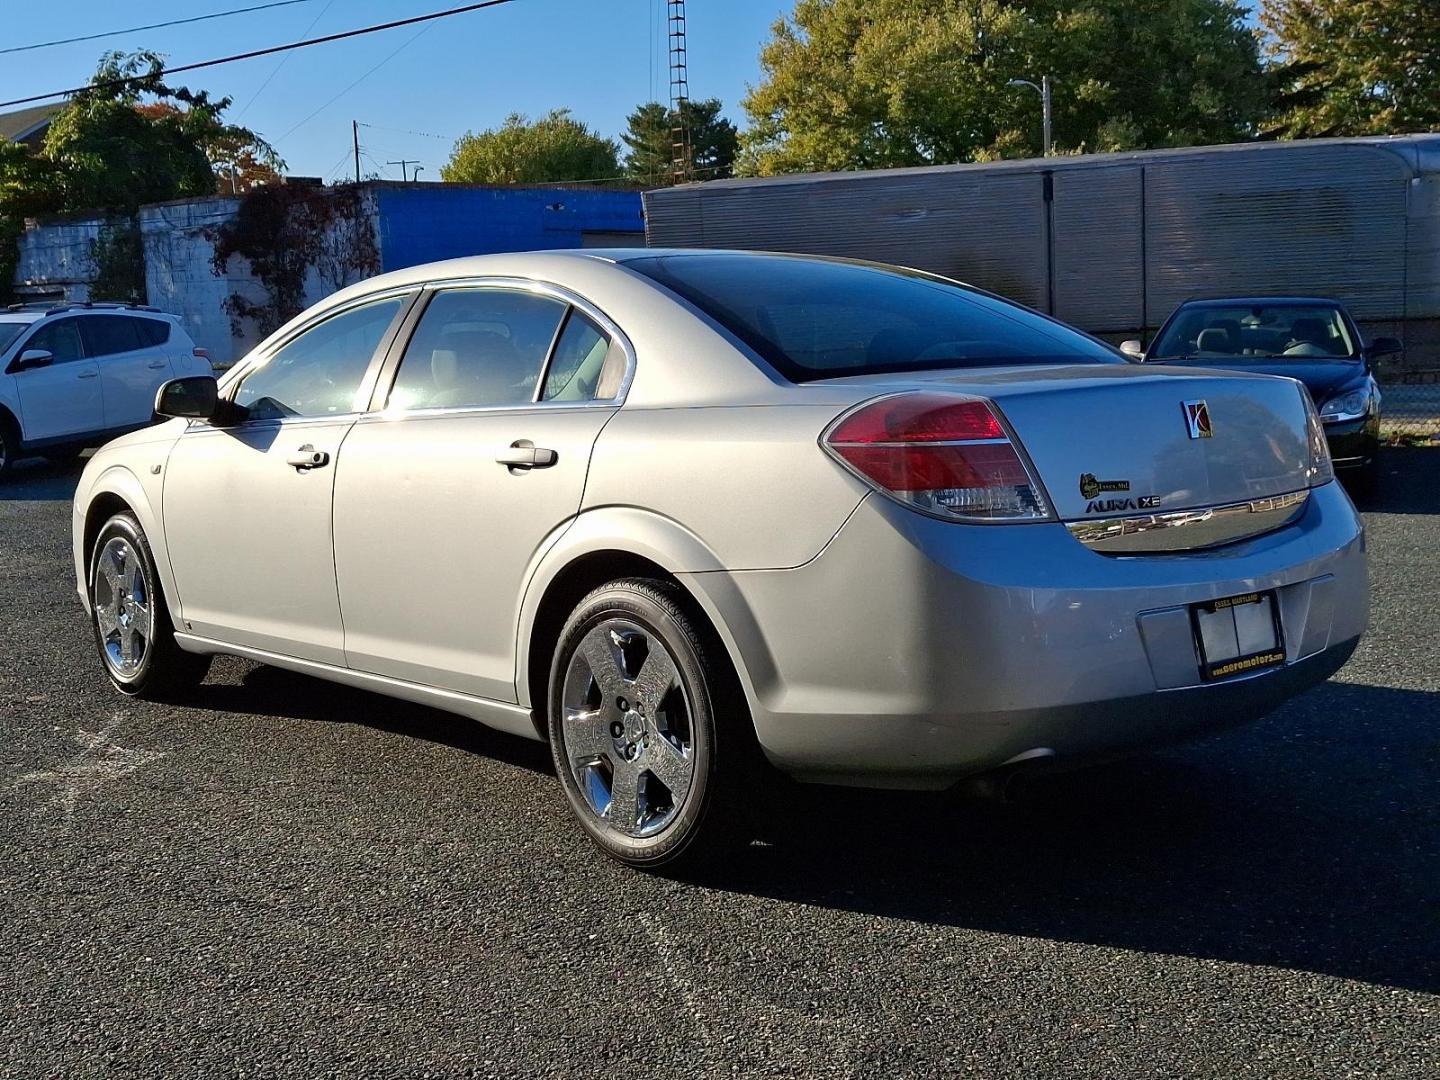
[684,481,1367,788]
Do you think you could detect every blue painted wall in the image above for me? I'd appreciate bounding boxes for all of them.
[373,184,645,271]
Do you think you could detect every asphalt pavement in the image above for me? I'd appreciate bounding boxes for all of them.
[1,451,1436,1078]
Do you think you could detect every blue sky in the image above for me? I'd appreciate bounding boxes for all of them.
[1,1,789,181]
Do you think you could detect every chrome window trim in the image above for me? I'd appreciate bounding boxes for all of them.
[1067,489,1311,555]
[377,275,637,414]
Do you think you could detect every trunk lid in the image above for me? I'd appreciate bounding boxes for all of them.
[813,364,1313,520]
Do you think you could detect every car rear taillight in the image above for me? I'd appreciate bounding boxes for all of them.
[1298,383,1335,487]
[193,347,209,360]
[822,393,1053,521]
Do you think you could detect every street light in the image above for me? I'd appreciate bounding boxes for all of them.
[1007,75,1053,157]
[413,166,425,182]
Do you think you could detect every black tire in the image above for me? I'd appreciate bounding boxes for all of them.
[0,411,17,477]
[89,512,211,700]
[547,577,758,869]
[1343,458,1380,503]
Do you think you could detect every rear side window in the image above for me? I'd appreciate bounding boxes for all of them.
[134,318,172,347]
[80,315,143,357]
[626,254,1121,381]
[542,310,625,401]
[388,288,567,411]
[235,296,405,420]
[22,317,85,364]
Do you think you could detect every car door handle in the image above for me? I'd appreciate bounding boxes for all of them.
[146,360,167,369]
[286,445,330,470]
[77,370,98,379]
[496,440,557,470]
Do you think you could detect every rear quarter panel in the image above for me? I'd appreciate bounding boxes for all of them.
[581,404,869,571]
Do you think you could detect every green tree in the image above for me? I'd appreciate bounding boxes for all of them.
[43,51,280,211]
[622,98,740,183]
[441,109,620,184]
[1260,0,1440,137]
[739,0,1270,175]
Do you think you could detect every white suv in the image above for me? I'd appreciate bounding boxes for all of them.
[0,303,211,475]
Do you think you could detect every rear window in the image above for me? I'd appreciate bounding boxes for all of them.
[625,254,1121,381]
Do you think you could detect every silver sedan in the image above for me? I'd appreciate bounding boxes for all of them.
[70,250,1367,868]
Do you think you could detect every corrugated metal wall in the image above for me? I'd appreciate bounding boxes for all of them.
[643,138,1440,341]
[647,169,1050,310]
[1052,167,1144,331]
[1142,144,1410,325]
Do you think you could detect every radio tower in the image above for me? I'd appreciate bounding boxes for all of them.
[667,0,693,184]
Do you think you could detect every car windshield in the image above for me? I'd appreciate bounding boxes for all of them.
[625,254,1122,381]
[0,321,30,354]
[1150,304,1356,361]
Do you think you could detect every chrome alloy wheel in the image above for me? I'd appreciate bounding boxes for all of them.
[560,619,696,839]
[93,536,152,679]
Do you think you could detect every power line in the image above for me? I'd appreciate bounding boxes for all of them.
[237,0,336,118]
[0,0,523,110]
[272,24,434,143]
[0,0,319,56]
[358,121,455,142]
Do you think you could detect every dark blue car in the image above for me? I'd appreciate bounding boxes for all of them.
[1126,297,1399,488]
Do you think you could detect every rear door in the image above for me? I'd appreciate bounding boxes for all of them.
[8,316,103,442]
[81,314,173,431]
[332,282,629,701]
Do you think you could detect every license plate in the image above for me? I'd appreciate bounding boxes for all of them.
[1192,591,1285,681]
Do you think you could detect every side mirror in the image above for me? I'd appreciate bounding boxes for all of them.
[1366,336,1402,359]
[155,375,220,420]
[10,348,54,373]
[1119,339,1145,360]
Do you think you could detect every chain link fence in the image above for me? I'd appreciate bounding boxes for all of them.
[1378,372,1440,443]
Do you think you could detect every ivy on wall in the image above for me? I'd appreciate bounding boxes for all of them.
[90,219,146,302]
[210,183,379,339]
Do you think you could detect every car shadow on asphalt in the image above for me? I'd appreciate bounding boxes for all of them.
[691,680,1440,995]
[192,659,556,776]
[1349,446,1440,514]
[0,456,87,501]
[200,661,1439,995]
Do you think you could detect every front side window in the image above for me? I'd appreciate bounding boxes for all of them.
[80,315,143,358]
[625,254,1121,381]
[1150,304,1356,361]
[235,297,405,421]
[388,288,567,411]
[22,318,85,364]
[0,322,28,355]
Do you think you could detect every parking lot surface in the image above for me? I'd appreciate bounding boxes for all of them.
[2,452,1436,1079]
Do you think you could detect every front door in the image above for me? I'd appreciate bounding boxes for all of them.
[333,286,629,701]
[163,294,411,664]
[10,316,103,442]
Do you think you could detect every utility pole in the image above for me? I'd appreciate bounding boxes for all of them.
[386,159,421,182]
[352,119,361,183]
[1042,74,1053,159]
